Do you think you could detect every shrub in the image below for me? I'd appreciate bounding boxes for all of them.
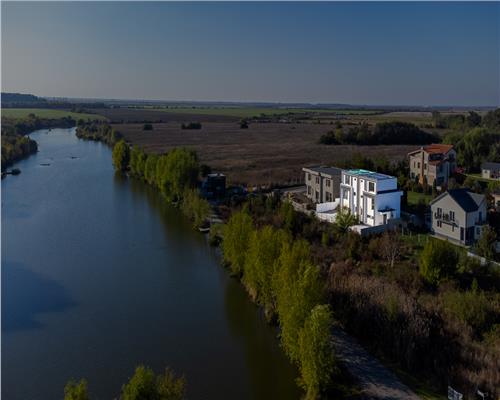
[419,238,458,285]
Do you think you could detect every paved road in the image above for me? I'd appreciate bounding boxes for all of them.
[332,326,421,400]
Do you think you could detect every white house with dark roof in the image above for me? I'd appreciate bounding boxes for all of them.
[429,189,487,246]
[340,169,402,227]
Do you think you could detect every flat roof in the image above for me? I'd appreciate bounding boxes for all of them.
[303,166,342,176]
[343,169,395,180]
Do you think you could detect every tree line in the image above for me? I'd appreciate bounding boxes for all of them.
[64,365,186,400]
[233,194,499,398]
[76,121,123,146]
[1,114,76,169]
[319,121,439,146]
[112,141,210,228]
[221,206,335,399]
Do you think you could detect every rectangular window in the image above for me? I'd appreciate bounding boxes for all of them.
[460,227,464,241]
[326,179,331,187]
[307,173,311,181]
[424,163,427,170]
[315,177,320,184]
[344,175,350,184]
[368,182,375,192]
[437,207,442,216]
[437,221,442,228]
[326,192,332,202]
[371,199,374,210]
[307,186,311,195]
[450,211,455,221]
[417,162,420,168]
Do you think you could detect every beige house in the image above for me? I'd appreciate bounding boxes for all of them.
[303,166,341,203]
[430,189,487,246]
[408,144,456,187]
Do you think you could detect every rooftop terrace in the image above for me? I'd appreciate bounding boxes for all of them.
[344,169,395,180]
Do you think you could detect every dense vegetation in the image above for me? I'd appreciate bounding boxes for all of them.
[432,109,500,172]
[115,143,210,228]
[221,204,336,399]
[76,121,123,145]
[319,121,439,145]
[64,365,186,400]
[224,194,499,398]
[1,114,76,169]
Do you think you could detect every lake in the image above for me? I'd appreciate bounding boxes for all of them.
[1,128,300,399]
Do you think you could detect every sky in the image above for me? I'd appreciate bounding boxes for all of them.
[1,2,499,106]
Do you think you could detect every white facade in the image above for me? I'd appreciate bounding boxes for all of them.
[340,169,402,227]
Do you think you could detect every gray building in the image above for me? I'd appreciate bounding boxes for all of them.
[430,189,487,246]
[303,166,341,203]
[481,162,500,180]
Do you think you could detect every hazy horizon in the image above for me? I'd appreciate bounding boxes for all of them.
[2,2,499,107]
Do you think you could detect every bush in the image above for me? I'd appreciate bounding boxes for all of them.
[181,122,201,130]
[443,280,492,334]
[64,379,89,400]
[419,238,458,285]
[121,365,186,400]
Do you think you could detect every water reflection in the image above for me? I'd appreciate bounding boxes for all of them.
[2,261,76,332]
[224,277,301,399]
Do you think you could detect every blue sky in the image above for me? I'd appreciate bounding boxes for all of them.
[2,2,499,106]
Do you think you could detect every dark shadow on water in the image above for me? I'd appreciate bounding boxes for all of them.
[2,261,76,332]
[224,278,302,400]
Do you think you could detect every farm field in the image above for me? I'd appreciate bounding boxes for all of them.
[116,121,417,186]
[143,106,382,118]
[1,108,106,120]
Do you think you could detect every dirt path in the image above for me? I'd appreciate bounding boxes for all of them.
[332,326,421,400]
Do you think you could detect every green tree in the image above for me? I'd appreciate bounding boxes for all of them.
[275,239,324,362]
[144,154,159,186]
[243,226,290,312]
[419,238,458,285]
[334,207,358,234]
[181,189,210,228]
[64,379,89,400]
[129,146,147,178]
[279,201,298,232]
[298,305,336,400]
[475,226,497,260]
[158,148,199,200]
[222,210,254,276]
[112,140,130,172]
[121,365,185,400]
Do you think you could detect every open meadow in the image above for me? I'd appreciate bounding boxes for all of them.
[116,121,416,186]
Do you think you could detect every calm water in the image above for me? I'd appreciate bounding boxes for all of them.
[1,128,300,400]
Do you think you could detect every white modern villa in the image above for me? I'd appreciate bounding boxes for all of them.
[340,169,402,227]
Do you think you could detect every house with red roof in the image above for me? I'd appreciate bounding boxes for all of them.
[408,144,456,187]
